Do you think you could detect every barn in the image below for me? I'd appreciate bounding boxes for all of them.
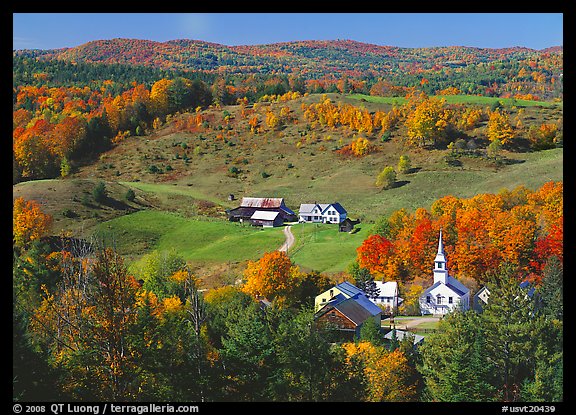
[226,197,297,224]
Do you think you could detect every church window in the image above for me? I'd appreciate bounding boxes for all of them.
[448,297,453,304]
[437,295,442,304]
[426,295,431,304]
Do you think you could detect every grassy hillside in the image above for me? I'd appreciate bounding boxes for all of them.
[15,92,562,283]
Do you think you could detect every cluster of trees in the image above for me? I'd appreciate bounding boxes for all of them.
[359,181,563,285]
[13,225,418,401]
[12,77,213,182]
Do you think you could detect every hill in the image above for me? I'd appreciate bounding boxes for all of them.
[15,38,563,99]
[14,92,563,283]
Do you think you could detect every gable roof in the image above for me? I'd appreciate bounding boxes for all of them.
[299,203,347,215]
[317,293,381,326]
[298,204,319,214]
[335,281,364,297]
[250,210,280,221]
[322,202,347,214]
[423,278,469,297]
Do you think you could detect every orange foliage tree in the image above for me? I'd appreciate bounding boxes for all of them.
[13,197,53,248]
[242,251,300,302]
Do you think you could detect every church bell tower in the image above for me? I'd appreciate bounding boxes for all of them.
[433,229,448,285]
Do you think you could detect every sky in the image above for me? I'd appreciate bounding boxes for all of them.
[13,13,563,51]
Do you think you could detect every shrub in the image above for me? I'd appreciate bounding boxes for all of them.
[148,165,161,174]
[375,166,396,189]
[92,182,107,204]
[125,189,136,203]
[62,208,76,218]
[397,155,411,174]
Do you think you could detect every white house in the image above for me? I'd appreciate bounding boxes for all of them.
[419,229,470,315]
[298,203,347,224]
[371,281,403,313]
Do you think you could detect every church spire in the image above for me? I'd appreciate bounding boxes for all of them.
[437,228,444,255]
[433,228,448,284]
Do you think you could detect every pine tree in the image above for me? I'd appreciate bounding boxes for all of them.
[537,256,563,321]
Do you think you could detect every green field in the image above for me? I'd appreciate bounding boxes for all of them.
[349,93,558,107]
[94,210,286,264]
[289,223,371,273]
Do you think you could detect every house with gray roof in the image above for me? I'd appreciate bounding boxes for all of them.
[419,229,470,315]
[298,202,347,224]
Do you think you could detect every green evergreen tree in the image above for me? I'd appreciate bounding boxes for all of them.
[482,263,540,401]
[537,256,563,321]
[418,310,497,401]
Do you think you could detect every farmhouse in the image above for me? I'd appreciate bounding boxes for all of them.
[227,197,297,224]
[371,281,403,314]
[314,292,382,338]
[298,202,347,224]
[419,229,470,315]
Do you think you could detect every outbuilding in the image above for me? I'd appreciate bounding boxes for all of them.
[250,210,283,228]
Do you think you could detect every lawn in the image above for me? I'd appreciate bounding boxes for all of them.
[289,222,372,273]
[93,210,286,264]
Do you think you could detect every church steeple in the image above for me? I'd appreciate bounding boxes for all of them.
[433,229,448,284]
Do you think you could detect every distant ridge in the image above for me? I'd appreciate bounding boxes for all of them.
[14,38,563,78]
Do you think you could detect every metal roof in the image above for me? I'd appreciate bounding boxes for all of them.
[335,281,364,297]
[250,210,280,221]
[241,197,284,208]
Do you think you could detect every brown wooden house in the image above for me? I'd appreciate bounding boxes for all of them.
[314,292,382,338]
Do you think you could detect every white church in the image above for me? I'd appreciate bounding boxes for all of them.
[419,229,470,315]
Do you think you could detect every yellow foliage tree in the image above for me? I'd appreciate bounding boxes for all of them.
[405,95,450,147]
[342,341,417,401]
[487,109,514,144]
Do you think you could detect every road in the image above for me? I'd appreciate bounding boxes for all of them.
[278,225,295,252]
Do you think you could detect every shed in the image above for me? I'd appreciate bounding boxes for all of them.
[250,210,283,228]
[339,218,360,232]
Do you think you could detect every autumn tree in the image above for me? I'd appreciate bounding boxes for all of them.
[342,342,417,401]
[29,246,142,400]
[397,154,411,174]
[13,197,52,249]
[357,234,399,280]
[487,109,514,144]
[242,251,300,304]
[405,93,450,147]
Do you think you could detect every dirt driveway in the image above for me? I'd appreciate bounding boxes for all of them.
[278,225,295,252]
